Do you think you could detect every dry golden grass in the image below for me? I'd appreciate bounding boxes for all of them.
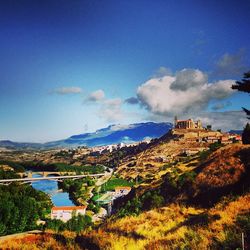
[117,138,206,181]
[1,144,249,249]
[80,193,250,250]
[195,144,248,189]
[1,194,249,249]
[0,231,80,250]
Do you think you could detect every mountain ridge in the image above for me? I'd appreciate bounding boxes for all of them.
[0,122,173,149]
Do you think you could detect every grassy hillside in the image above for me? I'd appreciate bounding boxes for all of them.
[2,194,249,249]
[1,144,250,249]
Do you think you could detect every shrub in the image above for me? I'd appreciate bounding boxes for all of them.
[118,197,142,217]
[242,123,250,144]
[178,171,197,188]
[46,214,92,233]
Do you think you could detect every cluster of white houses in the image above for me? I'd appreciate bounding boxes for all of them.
[91,140,151,154]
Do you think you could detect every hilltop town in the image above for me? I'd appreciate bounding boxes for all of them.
[115,118,242,181]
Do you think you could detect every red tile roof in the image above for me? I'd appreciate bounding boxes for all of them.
[51,206,86,211]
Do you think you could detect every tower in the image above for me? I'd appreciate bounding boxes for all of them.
[174,116,178,128]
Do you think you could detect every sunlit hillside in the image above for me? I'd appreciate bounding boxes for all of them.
[1,144,249,250]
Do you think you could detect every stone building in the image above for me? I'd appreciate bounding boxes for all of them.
[174,117,202,129]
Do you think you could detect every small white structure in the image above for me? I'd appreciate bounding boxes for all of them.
[51,206,86,222]
[114,186,131,198]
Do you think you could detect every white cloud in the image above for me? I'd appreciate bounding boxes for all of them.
[194,111,247,131]
[104,98,122,106]
[98,98,124,122]
[87,89,105,102]
[142,110,247,131]
[137,68,234,116]
[84,89,126,123]
[110,124,135,131]
[52,86,82,95]
[170,68,207,91]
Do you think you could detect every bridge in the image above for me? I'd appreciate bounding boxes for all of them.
[18,171,80,178]
[0,173,106,184]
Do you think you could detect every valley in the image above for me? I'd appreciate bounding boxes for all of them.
[0,121,249,249]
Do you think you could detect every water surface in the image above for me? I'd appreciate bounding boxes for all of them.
[31,173,74,206]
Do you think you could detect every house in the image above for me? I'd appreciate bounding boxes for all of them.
[181,148,206,156]
[51,206,87,222]
[205,136,220,143]
[228,134,242,143]
[114,186,131,198]
[221,135,232,144]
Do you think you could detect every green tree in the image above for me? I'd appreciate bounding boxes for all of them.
[242,123,250,144]
[65,214,92,233]
[149,193,164,209]
[46,219,65,232]
[232,71,250,119]
[0,182,51,236]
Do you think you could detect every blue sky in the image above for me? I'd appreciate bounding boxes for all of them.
[0,0,250,142]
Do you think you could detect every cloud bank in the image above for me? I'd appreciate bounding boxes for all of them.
[137,68,234,116]
[195,111,247,131]
[83,67,246,131]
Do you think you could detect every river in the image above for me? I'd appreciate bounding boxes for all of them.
[31,173,74,206]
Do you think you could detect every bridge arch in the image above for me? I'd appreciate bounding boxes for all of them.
[46,173,61,177]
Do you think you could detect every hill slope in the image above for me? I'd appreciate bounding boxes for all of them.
[2,144,249,250]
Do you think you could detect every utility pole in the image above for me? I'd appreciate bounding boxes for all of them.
[242,232,245,250]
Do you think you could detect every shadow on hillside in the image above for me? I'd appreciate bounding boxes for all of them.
[105,228,146,240]
[163,213,220,236]
[51,233,101,250]
[75,235,101,250]
[236,147,250,169]
[53,234,67,246]
[186,162,198,167]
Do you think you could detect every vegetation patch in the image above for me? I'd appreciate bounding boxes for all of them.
[22,161,105,174]
[0,160,25,172]
[101,177,134,192]
[0,182,51,236]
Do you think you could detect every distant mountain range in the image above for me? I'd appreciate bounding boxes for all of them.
[228,130,243,135]
[0,122,173,150]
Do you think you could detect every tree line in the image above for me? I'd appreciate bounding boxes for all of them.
[0,181,52,236]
